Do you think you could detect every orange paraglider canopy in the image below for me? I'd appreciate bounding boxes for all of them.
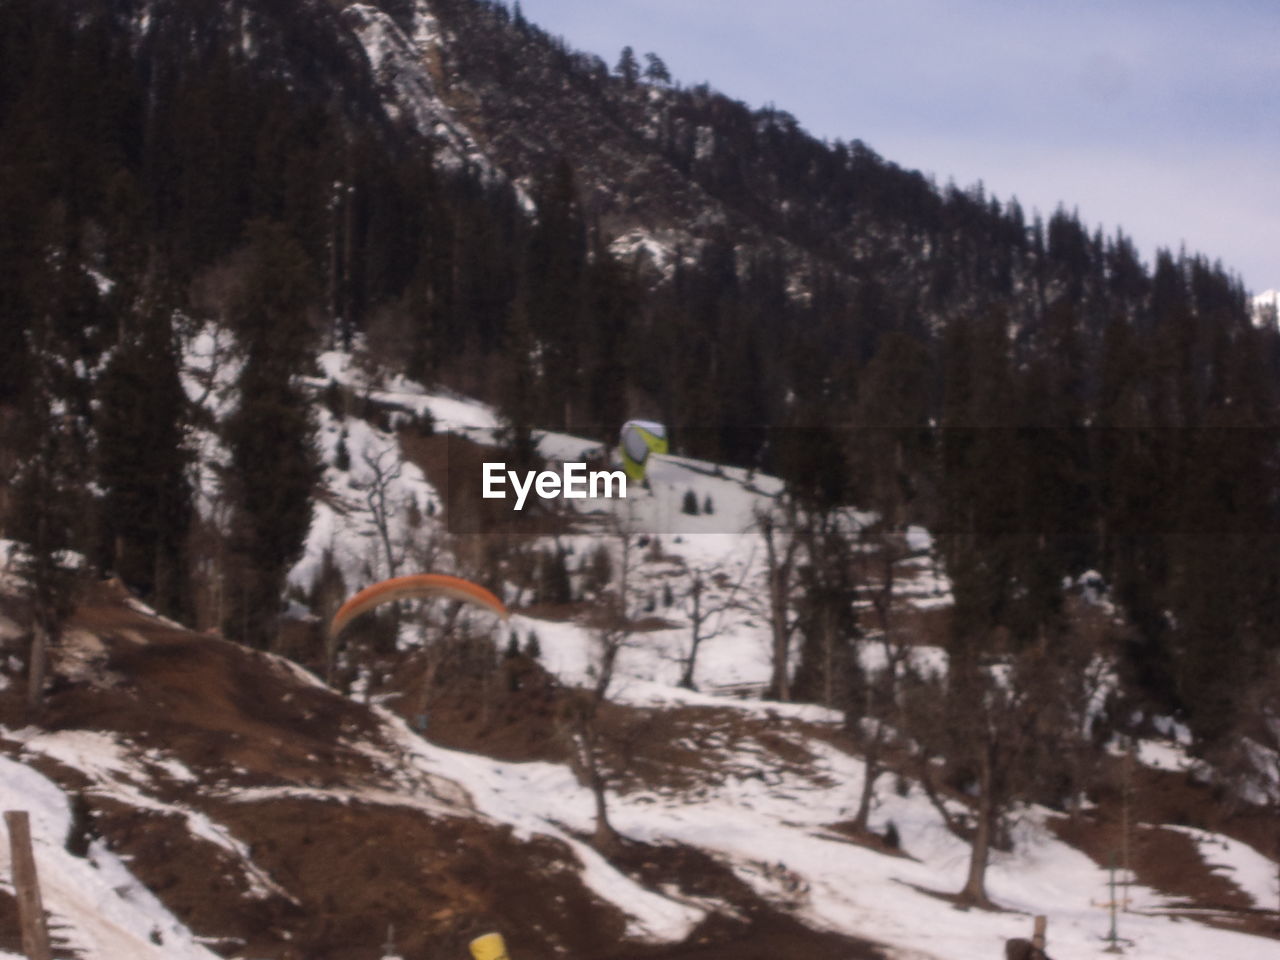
[328,573,510,638]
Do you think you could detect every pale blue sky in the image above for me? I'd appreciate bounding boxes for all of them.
[517,0,1278,294]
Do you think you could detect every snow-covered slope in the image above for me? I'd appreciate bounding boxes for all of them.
[3,354,1276,960]
[283,358,1277,959]
[6,587,1276,960]
[0,754,220,960]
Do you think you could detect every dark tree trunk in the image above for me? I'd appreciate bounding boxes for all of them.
[960,745,996,908]
[590,769,621,854]
[854,742,882,832]
[25,623,48,721]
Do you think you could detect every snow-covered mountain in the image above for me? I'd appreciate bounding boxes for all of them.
[1254,289,1279,323]
[2,3,1278,959]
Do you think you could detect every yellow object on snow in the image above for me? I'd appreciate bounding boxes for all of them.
[469,931,511,960]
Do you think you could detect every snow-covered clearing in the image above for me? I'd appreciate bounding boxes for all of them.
[405,608,1278,959]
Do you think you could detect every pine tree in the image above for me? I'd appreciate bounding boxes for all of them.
[643,52,671,85]
[538,548,572,604]
[525,158,586,429]
[581,240,633,437]
[9,391,85,718]
[615,46,639,87]
[850,331,932,528]
[222,220,322,649]
[929,304,1101,907]
[493,295,542,477]
[96,288,193,618]
[7,272,95,717]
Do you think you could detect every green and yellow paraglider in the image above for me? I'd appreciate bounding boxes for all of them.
[619,420,668,484]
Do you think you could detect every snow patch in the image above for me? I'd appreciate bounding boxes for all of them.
[0,754,221,959]
[340,2,499,177]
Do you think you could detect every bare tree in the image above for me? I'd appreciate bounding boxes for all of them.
[789,504,866,709]
[905,640,1084,908]
[560,686,623,853]
[851,525,914,832]
[588,529,635,701]
[756,500,802,701]
[677,557,749,691]
[561,643,625,850]
[560,525,638,853]
[358,444,406,581]
[325,454,442,687]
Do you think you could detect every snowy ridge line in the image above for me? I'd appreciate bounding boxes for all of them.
[214,783,470,824]
[1253,289,1278,322]
[123,596,187,631]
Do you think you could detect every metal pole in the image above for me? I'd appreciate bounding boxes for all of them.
[1122,743,1134,911]
[1104,851,1123,953]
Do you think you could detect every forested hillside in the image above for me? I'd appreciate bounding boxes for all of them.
[1,0,1278,812]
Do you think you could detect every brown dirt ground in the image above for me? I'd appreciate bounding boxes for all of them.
[0,582,889,960]
[6,579,1278,956]
[1052,754,1280,940]
[589,840,883,960]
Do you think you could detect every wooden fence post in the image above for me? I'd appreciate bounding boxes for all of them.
[5,811,52,960]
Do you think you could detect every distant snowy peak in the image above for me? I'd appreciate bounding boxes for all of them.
[1253,290,1279,329]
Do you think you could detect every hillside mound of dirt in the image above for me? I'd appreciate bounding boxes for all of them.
[0,582,886,960]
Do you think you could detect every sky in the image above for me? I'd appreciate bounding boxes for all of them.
[516,0,1279,296]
